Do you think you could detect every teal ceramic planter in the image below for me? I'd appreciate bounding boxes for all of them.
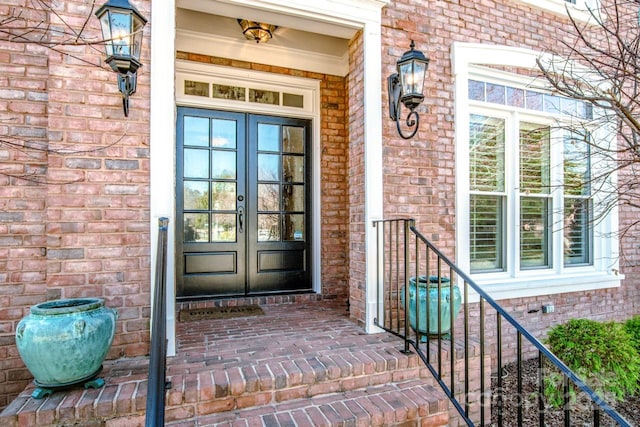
[15,298,117,394]
[401,276,462,336]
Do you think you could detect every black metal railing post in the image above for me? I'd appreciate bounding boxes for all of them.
[372,218,632,427]
[145,217,169,427]
[402,219,413,354]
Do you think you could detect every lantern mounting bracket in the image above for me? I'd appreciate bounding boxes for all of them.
[388,72,420,140]
[117,72,137,118]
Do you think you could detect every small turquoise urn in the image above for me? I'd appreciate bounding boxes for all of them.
[15,298,117,398]
[401,275,462,337]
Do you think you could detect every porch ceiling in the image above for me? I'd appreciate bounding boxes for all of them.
[176,0,354,75]
[176,0,359,38]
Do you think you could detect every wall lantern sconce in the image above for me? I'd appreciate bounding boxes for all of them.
[96,0,148,117]
[237,19,277,43]
[388,40,429,139]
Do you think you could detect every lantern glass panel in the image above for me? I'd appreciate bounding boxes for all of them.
[131,14,144,59]
[399,61,426,96]
[107,11,133,57]
[99,12,114,56]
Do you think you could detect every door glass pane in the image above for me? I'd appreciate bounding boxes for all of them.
[184,181,209,210]
[283,155,304,182]
[211,119,237,149]
[184,213,208,242]
[184,148,209,178]
[283,126,304,153]
[211,151,236,179]
[520,197,550,269]
[258,213,280,241]
[470,194,504,272]
[211,182,236,210]
[211,214,236,242]
[258,154,279,181]
[183,116,209,147]
[284,214,304,241]
[283,185,304,212]
[258,184,279,211]
[258,123,279,151]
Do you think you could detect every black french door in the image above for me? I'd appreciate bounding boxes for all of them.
[176,107,312,298]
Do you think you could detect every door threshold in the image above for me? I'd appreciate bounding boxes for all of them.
[177,292,322,311]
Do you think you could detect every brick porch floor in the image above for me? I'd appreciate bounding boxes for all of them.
[0,300,452,426]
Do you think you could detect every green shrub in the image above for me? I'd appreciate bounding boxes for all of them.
[624,315,640,354]
[544,318,640,407]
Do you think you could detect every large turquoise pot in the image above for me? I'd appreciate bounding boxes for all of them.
[15,298,117,388]
[401,276,462,336]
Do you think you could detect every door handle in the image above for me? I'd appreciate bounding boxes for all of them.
[238,207,244,233]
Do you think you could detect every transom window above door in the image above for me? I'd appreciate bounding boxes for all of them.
[176,61,317,116]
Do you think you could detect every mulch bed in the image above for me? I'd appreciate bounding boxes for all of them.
[491,359,640,426]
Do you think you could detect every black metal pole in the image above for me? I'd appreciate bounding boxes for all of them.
[145,217,169,427]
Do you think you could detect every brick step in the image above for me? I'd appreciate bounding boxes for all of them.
[0,303,467,426]
[166,347,430,405]
[186,379,449,427]
[0,361,450,426]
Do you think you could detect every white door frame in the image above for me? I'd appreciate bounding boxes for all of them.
[150,0,388,356]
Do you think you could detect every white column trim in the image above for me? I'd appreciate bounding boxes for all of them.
[362,21,385,334]
[150,0,177,356]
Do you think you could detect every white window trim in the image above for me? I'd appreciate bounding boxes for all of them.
[513,0,600,22]
[453,42,621,301]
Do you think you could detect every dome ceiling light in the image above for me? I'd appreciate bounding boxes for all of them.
[237,19,278,43]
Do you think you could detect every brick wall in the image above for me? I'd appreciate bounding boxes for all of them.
[175,52,351,303]
[347,31,367,326]
[0,0,152,409]
[379,0,638,337]
[0,1,49,409]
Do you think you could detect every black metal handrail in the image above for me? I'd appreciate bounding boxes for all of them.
[145,217,170,427]
[373,218,631,427]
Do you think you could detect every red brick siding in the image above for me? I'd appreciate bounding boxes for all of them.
[0,1,49,409]
[175,52,350,303]
[347,32,366,327]
[0,0,152,409]
[380,0,638,334]
[44,0,152,361]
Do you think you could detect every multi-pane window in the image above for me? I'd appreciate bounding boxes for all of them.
[519,122,551,269]
[469,115,505,272]
[468,83,593,274]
